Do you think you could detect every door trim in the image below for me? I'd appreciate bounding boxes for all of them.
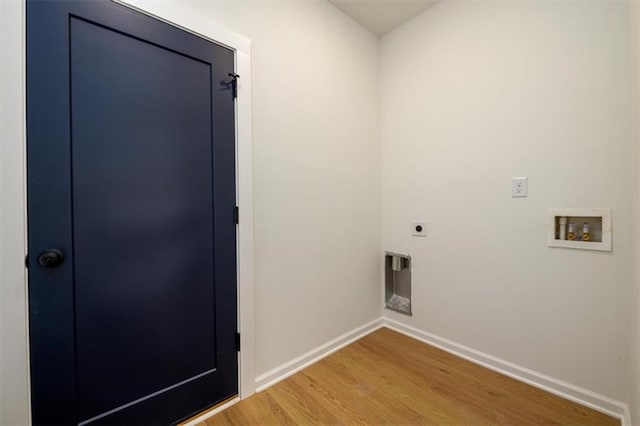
[0,2,255,424]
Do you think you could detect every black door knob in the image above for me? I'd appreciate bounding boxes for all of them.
[38,249,65,268]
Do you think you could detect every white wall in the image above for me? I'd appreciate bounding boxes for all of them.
[380,0,633,402]
[181,0,382,376]
[630,0,640,422]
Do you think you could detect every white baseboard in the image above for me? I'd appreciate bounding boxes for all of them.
[254,318,384,392]
[383,317,631,426]
[216,317,631,426]
[624,406,632,426]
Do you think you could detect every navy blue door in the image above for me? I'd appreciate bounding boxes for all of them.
[27,1,238,424]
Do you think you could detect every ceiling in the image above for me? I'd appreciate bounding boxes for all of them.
[329,0,440,37]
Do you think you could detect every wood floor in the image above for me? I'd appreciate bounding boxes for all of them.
[205,328,619,425]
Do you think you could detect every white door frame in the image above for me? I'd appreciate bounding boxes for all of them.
[0,2,255,424]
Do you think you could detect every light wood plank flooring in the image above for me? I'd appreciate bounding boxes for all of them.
[205,328,619,425]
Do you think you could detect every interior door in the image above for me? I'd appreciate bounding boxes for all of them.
[26,1,238,424]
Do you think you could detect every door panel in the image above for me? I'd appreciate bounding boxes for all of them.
[27,1,238,425]
[71,16,217,420]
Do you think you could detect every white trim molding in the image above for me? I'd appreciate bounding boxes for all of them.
[255,318,384,392]
[0,0,30,424]
[234,48,256,399]
[383,318,631,425]
[116,0,250,55]
[251,317,630,425]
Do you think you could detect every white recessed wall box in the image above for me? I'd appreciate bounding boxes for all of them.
[547,208,611,252]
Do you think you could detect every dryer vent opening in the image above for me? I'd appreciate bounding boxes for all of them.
[385,252,411,316]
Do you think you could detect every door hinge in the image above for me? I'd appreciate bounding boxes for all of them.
[234,206,239,225]
[25,253,29,269]
[235,332,241,352]
[228,72,240,98]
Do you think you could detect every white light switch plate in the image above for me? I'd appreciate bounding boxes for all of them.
[512,177,528,197]
[412,221,426,237]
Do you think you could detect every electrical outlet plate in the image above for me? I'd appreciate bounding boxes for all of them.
[411,221,426,237]
[512,177,528,197]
